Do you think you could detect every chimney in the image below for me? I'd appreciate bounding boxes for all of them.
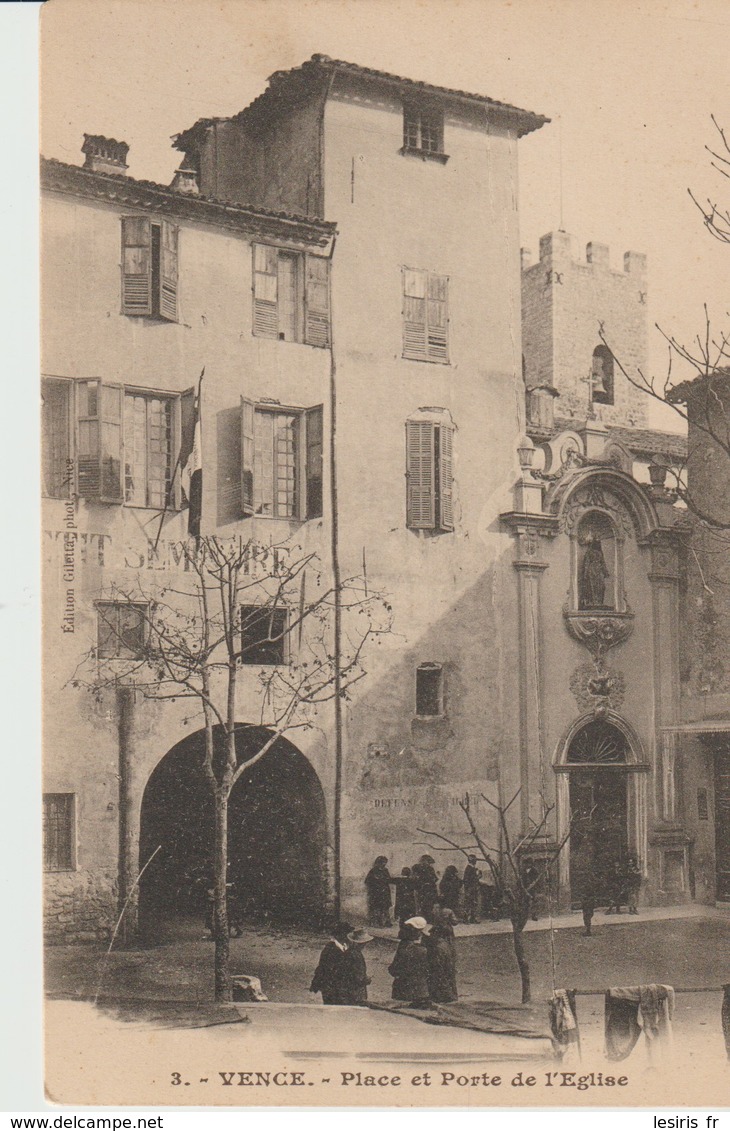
[82,134,129,176]
[170,153,200,196]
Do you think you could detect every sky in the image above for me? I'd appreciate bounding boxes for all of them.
[40,0,730,430]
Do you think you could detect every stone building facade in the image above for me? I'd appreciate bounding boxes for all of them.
[42,56,723,944]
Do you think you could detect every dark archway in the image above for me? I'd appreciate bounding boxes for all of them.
[566,720,630,904]
[138,726,328,934]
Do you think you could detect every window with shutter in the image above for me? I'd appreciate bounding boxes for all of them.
[121,216,178,321]
[403,269,449,363]
[239,401,324,521]
[43,794,75,872]
[97,601,147,659]
[42,378,72,498]
[253,245,330,346]
[76,380,123,502]
[406,416,455,533]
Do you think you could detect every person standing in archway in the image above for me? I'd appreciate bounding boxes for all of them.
[364,856,393,927]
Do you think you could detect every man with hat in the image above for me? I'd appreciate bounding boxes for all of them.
[342,927,374,1005]
[310,922,353,1005]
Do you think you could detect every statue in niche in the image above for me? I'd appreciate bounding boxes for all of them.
[579,534,611,609]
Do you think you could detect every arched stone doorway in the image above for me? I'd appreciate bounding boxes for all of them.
[555,715,648,907]
[138,726,328,934]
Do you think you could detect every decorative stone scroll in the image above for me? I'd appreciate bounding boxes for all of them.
[563,608,635,661]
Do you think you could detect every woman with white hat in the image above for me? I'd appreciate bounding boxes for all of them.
[388,918,431,1008]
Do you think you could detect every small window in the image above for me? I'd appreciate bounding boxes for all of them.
[121,216,178,321]
[697,788,709,820]
[253,246,330,347]
[416,663,444,717]
[43,793,75,872]
[591,345,614,405]
[241,402,323,521]
[406,417,454,532]
[403,269,449,363]
[97,602,147,659]
[403,105,445,157]
[42,378,72,498]
[241,605,288,665]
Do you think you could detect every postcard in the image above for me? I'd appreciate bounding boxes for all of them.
[40,0,730,1108]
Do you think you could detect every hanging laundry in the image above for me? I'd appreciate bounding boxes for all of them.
[549,988,581,1062]
[605,985,675,1065]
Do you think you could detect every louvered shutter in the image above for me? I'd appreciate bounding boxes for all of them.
[241,397,255,515]
[427,274,449,362]
[438,424,454,531]
[403,268,427,360]
[121,216,152,315]
[159,221,178,322]
[76,381,123,501]
[406,419,436,529]
[253,245,279,338]
[304,255,330,347]
[305,405,323,518]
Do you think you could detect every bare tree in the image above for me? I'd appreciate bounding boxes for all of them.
[418,789,570,1004]
[72,534,392,1001]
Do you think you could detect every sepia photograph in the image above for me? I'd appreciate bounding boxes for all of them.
[35,0,730,1109]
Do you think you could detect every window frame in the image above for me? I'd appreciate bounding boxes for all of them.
[415,662,445,718]
[240,603,289,666]
[402,103,448,162]
[241,399,324,522]
[252,245,331,348]
[43,793,76,873]
[41,376,182,510]
[96,600,149,660]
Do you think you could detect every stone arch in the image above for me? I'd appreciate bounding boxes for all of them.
[550,466,660,543]
[553,711,648,905]
[138,724,329,935]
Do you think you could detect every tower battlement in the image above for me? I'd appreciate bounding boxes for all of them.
[521,230,649,429]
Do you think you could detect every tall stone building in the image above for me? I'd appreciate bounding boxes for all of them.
[42,56,722,946]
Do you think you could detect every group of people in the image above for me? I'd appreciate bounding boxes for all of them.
[364,853,493,927]
[309,907,459,1008]
[581,855,642,936]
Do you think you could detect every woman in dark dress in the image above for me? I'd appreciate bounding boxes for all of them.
[438,865,462,919]
[426,907,458,1003]
[388,921,431,1007]
[341,928,373,1005]
[365,856,393,927]
[310,922,353,1004]
[393,867,417,923]
[412,855,439,920]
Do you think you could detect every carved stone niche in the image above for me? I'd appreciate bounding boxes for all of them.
[563,609,635,662]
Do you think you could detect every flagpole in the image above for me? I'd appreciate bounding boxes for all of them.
[189,368,204,549]
[152,367,205,553]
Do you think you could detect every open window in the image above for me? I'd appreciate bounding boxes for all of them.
[121,216,178,321]
[405,411,454,532]
[591,345,614,406]
[241,400,323,521]
[416,663,444,717]
[252,246,330,347]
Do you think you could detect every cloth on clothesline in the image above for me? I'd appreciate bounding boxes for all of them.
[605,985,675,1064]
[549,989,581,1062]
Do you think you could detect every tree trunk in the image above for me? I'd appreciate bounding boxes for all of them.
[511,917,531,1004]
[213,786,231,1002]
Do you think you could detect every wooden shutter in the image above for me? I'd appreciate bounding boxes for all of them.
[42,379,71,498]
[121,216,152,315]
[427,274,449,361]
[240,397,255,515]
[159,220,178,322]
[305,405,323,518]
[76,380,122,501]
[403,268,427,360]
[252,245,279,338]
[438,424,454,531]
[406,419,436,529]
[304,255,330,347]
